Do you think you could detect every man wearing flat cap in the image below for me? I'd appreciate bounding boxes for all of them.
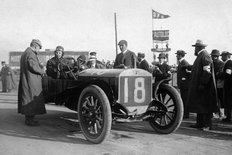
[175,50,191,118]
[113,40,137,69]
[18,39,46,126]
[137,52,150,72]
[219,51,232,122]
[187,40,218,130]
[152,53,171,83]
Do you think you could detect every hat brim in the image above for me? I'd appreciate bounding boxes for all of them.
[192,43,207,47]
[175,52,186,55]
[158,57,165,59]
[211,54,220,56]
[220,53,232,56]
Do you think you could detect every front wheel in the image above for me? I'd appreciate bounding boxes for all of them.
[78,85,112,143]
[149,83,183,134]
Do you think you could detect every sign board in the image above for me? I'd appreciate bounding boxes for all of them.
[9,51,89,69]
[151,48,171,52]
[152,30,169,41]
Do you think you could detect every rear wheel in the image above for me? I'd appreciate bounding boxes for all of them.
[149,83,183,134]
[78,85,112,143]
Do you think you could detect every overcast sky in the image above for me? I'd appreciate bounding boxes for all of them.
[0,0,232,65]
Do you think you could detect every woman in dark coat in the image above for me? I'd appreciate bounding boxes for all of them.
[18,39,46,126]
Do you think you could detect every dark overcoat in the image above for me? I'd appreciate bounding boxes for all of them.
[222,59,232,108]
[18,47,46,115]
[152,62,171,82]
[138,59,150,72]
[114,50,137,68]
[1,66,7,92]
[187,50,218,113]
[5,66,17,90]
[177,59,190,89]
[46,57,60,79]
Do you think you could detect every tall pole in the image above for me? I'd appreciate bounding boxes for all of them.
[152,9,156,59]
[152,10,154,50]
[114,13,118,55]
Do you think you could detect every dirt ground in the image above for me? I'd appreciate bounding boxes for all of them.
[0,90,232,155]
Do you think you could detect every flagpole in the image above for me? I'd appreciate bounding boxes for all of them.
[114,13,118,56]
[152,9,154,50]
[152,9,155,59]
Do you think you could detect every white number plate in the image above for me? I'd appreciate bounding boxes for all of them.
[119,76,152,106]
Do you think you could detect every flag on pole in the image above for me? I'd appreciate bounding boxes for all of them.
[152,10,170,19]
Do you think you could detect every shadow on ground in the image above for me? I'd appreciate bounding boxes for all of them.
[0,91,232,145]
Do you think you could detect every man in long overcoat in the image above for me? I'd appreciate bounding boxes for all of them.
[187,40,218,130]
[113,40,137,69]
[220,51,232,122]
[18,39,46,126]
[176,50,191,118]
[210,49,224,117]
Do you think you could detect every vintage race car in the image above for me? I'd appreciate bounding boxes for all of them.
[42,68,183,144]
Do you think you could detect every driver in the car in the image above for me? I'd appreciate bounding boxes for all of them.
[46,45,65,79]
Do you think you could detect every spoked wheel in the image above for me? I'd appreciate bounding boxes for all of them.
[78,85,112,144]
[149,83,183,134]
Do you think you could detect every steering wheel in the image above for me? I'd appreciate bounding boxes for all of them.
[57,57,78,80]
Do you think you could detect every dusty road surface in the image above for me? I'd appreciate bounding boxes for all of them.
[0,91,232,155]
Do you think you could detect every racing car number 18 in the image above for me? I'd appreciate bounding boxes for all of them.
[119,76,152,106]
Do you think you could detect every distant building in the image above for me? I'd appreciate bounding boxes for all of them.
[9,49,89,69]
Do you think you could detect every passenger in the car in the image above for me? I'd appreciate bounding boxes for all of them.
[152,53,171,83]
[86,51,105,69]
[74,55,88,73]
[46,46,65,79]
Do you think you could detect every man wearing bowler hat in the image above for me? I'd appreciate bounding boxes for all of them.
[175,50,191,118]
[113,40,137,69]
[219,51,232,122]
[210,49,224,118]
[152,53,171,83]
[18,39,46,126]
[187,40,218,130]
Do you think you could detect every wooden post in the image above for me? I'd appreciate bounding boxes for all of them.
[114,13,118,56]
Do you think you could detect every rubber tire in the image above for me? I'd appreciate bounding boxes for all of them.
[149,83,183,134]
[78,85,112,144]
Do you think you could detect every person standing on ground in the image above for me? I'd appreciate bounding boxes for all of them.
[187,40,218,130]
[175,50,191,119]
[219,51,232,122]
[5,64,17,92]
[113,40,137,69]
[18,39,46,126]
[1,61,7,92]
[210,49,224,118]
